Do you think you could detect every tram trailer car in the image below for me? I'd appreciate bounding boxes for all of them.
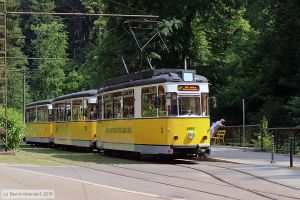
[96,69,211,156]
[26,99,53,144]
[51,90,98,148]
[26,90,98,148]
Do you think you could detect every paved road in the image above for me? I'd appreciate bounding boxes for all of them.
[210,146,300,169]
[1,157,300,200]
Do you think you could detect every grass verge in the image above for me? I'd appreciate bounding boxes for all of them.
[0,145,143,166]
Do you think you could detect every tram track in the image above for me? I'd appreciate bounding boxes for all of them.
[175,164,300,200]
[196,162,300,191]
[12,151,300,200]
[108,162,300,200]
[16,154,241,200]
[107,162,300,200]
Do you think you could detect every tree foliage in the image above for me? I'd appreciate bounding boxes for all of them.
[30,21,67,100]
[0,108,25,150]
[6,0,28,110]
[7,0,299,127]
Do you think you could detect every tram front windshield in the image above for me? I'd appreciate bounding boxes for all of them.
[178,96,201,116]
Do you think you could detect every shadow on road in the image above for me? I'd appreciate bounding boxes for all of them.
[20,144,204,165]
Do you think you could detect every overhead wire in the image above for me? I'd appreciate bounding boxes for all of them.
[6,11,158,18]
[1,57,71,60]
[108,0,150,15]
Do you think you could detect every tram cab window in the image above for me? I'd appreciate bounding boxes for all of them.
[178,96,201,116]
[72,99,82,121]
[37,106,48,123]
[166,93,178,116]
[142,86,157,117]
[201,93,209,116]
[158,86,166,116]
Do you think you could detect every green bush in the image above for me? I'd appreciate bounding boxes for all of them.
[251,116,272,151]
[0,108,25,150]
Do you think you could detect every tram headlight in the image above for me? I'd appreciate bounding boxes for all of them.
[187,132,195,139]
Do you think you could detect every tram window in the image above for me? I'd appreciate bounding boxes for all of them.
[98,96,102,119]
[65,101,71,121]
[58,104,63,121]
[142,86,157,117]
[48,109,53,122]
[88,104,97,120]
[201,93,210,116]
[123,96,134,118]
[72,99,82,121]
[30,107,37,123]
[54,103,62,122]
[37,106,48,123]
[27,107,37,123]
[113,97,122,118]
[53,102,66,122]
[166,93,178,116]
[53,104,57,121]
[158,86,166,116]
[178,96,201,116]
[60,103,66,121]
[104,94,113,119]
[81,99,88,120]
[25,108,30,123]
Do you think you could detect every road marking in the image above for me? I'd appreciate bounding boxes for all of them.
[2,166,183,200]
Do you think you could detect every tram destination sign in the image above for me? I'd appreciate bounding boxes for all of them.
[178,85,199,91]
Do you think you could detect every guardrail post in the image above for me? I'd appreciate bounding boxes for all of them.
[289,137,293,167]
[270,135,276,163]
[293,129,296,155]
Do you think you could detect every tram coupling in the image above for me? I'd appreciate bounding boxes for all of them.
[196,145,211,157]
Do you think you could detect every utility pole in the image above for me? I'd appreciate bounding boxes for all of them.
[23,71,25,123]
[0,0,8,151]
[242,99,245,152]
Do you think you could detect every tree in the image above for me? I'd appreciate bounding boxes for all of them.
[0,108,25,150]
[6,0,28,110]
[30,22,67,100]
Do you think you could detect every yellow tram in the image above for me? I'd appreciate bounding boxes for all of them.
[26,99,53,144]
[97,69,211,156]
[51,90,98,147]
[25,69,211,156]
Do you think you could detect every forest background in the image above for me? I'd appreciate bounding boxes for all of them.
[5,0,300,127]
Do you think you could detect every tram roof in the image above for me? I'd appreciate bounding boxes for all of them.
[53,89,98,102]
[26,99,53,107]
[98,69,208,94]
